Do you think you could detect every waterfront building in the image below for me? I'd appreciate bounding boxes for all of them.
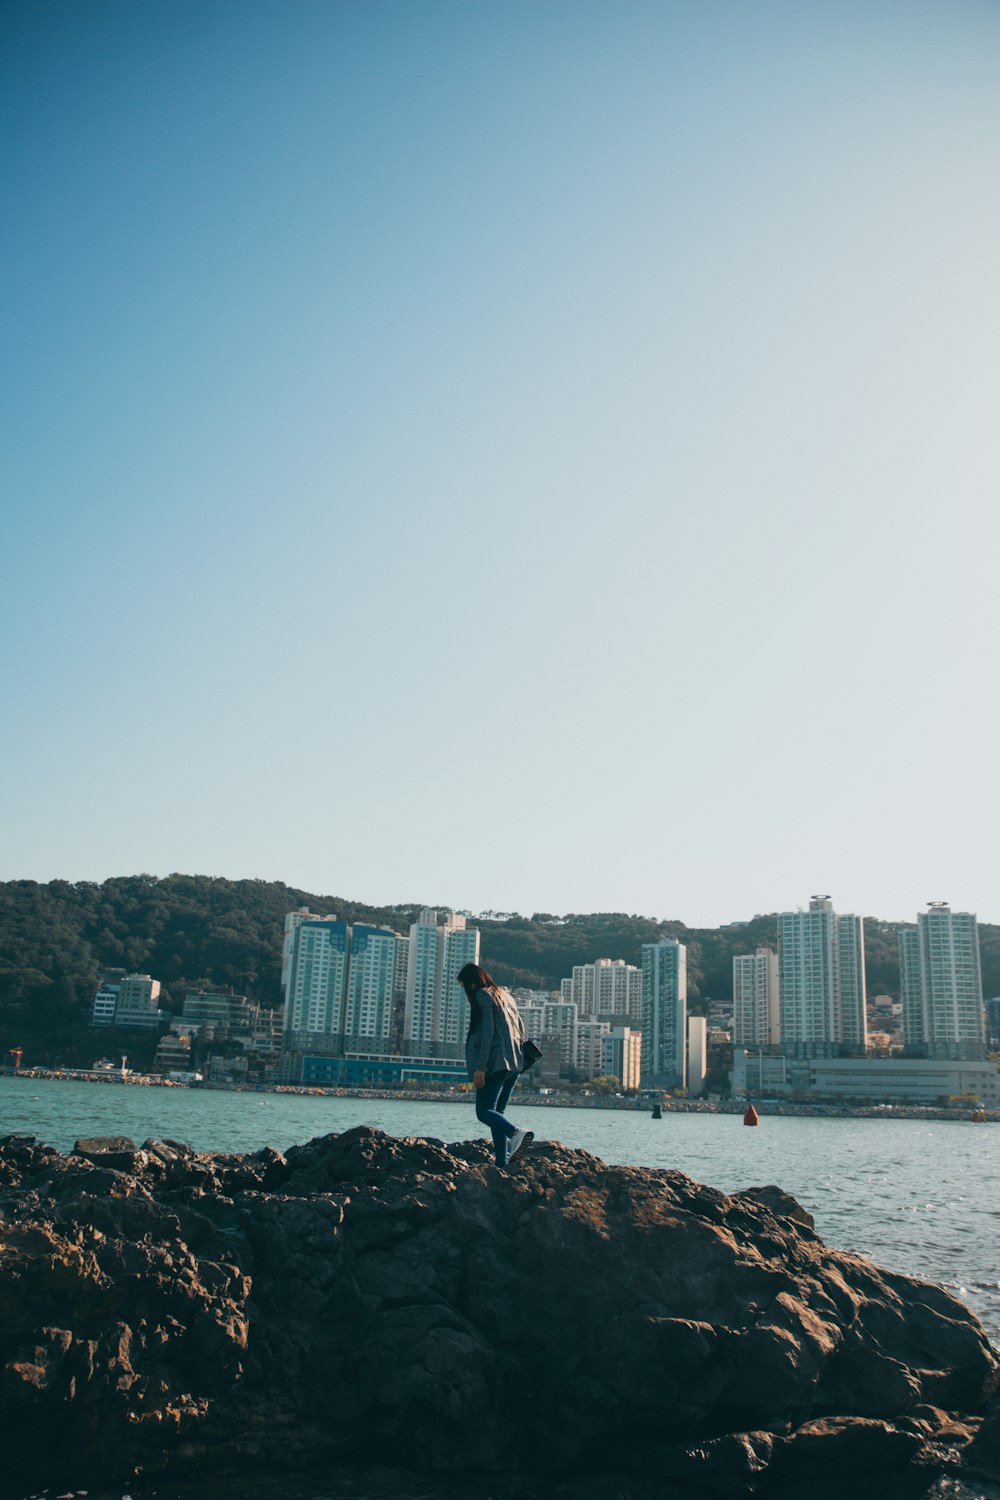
[343,925,400,1053]
[154,1031,192,1073]
[732,948,780,1048]
[114,974,164,1030]
[603,1026,642,1090]
[899,903,986,1061]
[403,910,480,1059]
[282,915,351,1051]
[732,1049,1000,1108]
[776,896,867,1058]
[641,940,687,1089]
[687,1015,707,1096]
[297,1051,468,1088]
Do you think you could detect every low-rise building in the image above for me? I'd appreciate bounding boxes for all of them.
[154,1031,192,1072]
[112,974,164,1030]
[732,1048,1000,1107]
[90,967,128,1026]
[291,1052,468,1088]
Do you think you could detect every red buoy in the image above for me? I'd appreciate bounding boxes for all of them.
[743,1103,759,1127]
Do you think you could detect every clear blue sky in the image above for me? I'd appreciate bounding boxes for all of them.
[2,0,998,927]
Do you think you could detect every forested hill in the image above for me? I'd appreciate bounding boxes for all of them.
[2,874,998,1064]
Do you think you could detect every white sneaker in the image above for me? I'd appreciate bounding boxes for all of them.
[507,1128,534,1166]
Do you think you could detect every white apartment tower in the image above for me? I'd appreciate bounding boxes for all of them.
[733,948,780,1048]
[899,903,985,1061]
[343,925,400,1053]
[562,959,642,1024]
[567,964,597,1017]
[281,908,313,994]
[283,916,351,1050]
[641,940,687,1088]
[403,910,480,1058]
[776,896,867,1058]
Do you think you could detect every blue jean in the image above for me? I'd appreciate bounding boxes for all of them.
[475,1069,519,1165]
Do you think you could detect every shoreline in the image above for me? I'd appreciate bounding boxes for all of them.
[4,1065,997,1125]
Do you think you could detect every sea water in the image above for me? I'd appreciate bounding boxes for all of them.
[2,1075,998,1345]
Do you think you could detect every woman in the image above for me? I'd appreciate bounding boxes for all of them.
[458,962,534,1168]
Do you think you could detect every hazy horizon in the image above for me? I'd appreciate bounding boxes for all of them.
[3,2,998,929]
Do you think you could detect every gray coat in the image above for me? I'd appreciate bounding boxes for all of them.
[465,986,525,1080]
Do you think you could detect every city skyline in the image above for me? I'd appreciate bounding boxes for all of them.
[2,2,999,928]
[76,893,996,1100]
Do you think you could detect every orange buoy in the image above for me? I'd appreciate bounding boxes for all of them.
[743,1103,759,1127]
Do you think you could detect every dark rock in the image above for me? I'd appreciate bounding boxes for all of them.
[0,1124,997,1499]
[73,1134,138,1155]
[737,1184,816,1231]
[967,1391,1000,1477]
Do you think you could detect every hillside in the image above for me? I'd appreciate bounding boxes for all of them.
[1,874,998,1066]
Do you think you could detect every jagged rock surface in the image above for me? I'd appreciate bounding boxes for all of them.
[0,1126,997,1499]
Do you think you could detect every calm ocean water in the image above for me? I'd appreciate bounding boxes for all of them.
[3,1075,998,1346]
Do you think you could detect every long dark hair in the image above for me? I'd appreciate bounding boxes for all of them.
[458,962,498,1036]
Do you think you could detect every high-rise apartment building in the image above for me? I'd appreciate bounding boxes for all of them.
[282,913,403,1055]
[899,903,985,1061]
[403,910,480,1058]
[283,916,351,1050]
[594,959,643,1024]
[641,940,687,1088]
[565,964,596,1016]
[282,908,314,993]
[561,959,642,1024]
[343,926,401,1053]
[776,896,867,1058]
[733,948,780,1048]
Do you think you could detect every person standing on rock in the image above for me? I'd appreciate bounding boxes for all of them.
[459,962,534,1169]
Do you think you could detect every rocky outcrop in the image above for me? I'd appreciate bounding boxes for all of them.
[1,1125,998,1499]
